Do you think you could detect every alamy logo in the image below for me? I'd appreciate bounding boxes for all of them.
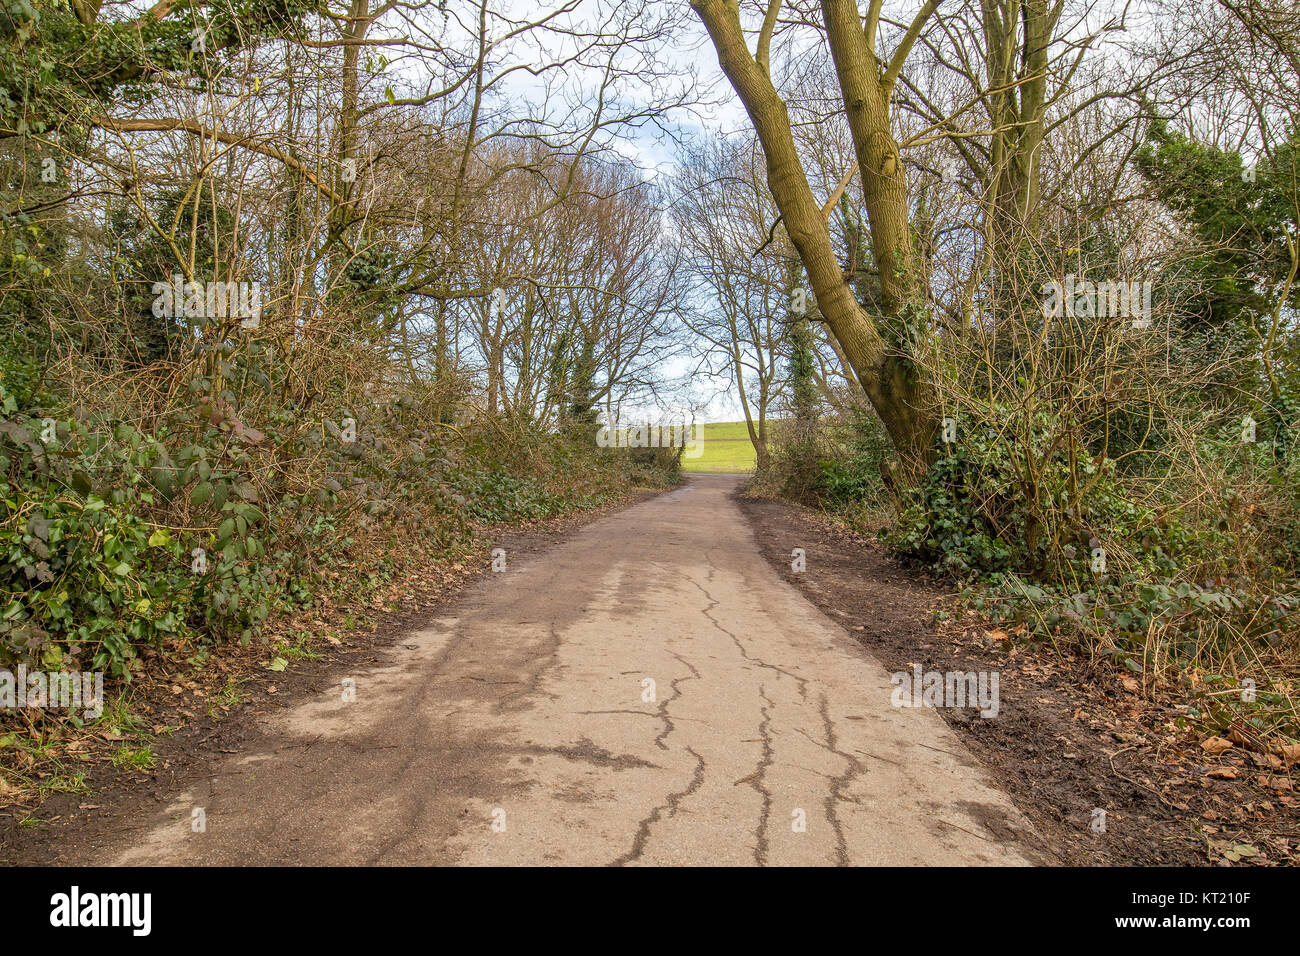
[50,886,151,936]
[0,666,103,719]
[890,665,999,718]
[595,419,703,459]
[1040,275,1152,328]
[152,274,262,327]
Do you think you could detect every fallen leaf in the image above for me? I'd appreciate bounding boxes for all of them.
[1227,725,1270,753]
[1223,843,1259,862]
[1207,767,1238,780]
[1202,737,1234,755]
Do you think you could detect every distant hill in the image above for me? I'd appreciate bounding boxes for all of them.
[681,421,759,474]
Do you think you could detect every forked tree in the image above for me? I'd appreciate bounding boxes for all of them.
[691,0,944,480]
[692,0,1146,482]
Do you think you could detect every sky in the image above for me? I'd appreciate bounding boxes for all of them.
[484,1,759,423]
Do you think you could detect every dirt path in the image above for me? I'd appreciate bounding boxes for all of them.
[31,474,1047,866]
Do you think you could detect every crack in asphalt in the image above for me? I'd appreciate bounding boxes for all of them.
[678,570,812,700]
[818,693,858,866]
[653,651,701,752]
[609,746,706,867]
[732,682,775,865]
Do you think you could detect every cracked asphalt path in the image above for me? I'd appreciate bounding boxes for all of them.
[102,474,1043,866]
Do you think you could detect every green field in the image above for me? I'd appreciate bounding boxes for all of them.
[682,421,760,474]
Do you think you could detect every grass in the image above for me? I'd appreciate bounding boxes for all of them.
[99,694,146,738]
[207,676,250,720]
[275,630,325,663]
[681,420,762,474]
[38,770,89,797]
[110,743,156,771]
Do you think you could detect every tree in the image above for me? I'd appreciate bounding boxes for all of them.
[691,0,940,480]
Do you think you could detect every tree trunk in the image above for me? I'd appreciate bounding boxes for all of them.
[692,0,937,478]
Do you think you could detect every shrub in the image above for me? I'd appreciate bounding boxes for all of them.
[885,405,1145,579]
[0,328,639,682]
